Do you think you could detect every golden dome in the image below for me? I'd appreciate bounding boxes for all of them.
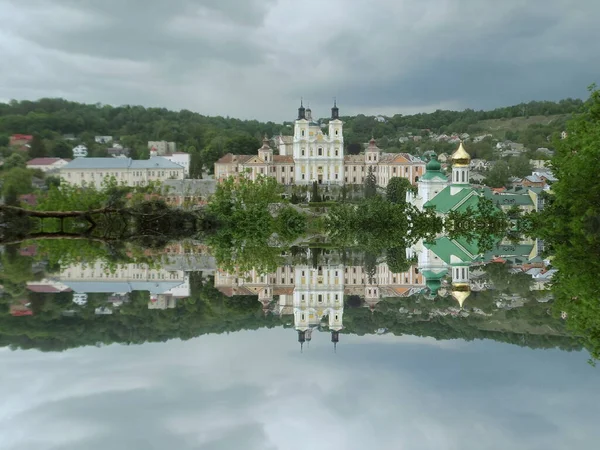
[451,141,471,166]
[451,282,471,308]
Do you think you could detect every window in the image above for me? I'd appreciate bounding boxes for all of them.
[301,149,305,156]
[405,167,408,173]
[335,174,338,179]
[335,130,338,135]
[318,148,323,156]
[462,171,465,182]
[353,177,356,182]
[335,149,339,156]
[281,177,285,183]
[393,167,396,174]
[368,155,371,161]
[301,130,305,137]
[353,166,356,172]
[302,174,305,180]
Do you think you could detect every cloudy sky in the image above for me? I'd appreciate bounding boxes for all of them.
[0,0,598,121]
[1,328,599,450]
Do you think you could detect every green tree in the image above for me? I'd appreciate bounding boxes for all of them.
[52,140,72,159]
[386,176,416,204]
[3,152,27,170]
[364,166,377,198]
[1,167,33,197]
[28,134,47,158]
[484,160,510,187]
[508,155,533,178]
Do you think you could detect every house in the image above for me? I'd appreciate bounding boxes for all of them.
[10,134,33,147]
[530,160,550,169]
[473,134,492,143]
[107,147,131,157]
[148,141,177,155]
[26,157,70,172]
[437,153,449,163]
[470,159,490,171]
[72,145,88,158]
[482,188,536,213]
[18,193,38,207]
[95,136,113,144]
[63,134,77,141]
[561,131,568,140]
[536,147,554,157]
[516,175,546,189]
[60,157,185,188]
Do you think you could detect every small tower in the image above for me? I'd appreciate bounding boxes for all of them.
[331,98,339,120]
[328,99,343,142]
[450,141,471,195]
[451,264,471,308]
[365,137,380,164]
[297,99,306,120]
[331,330,340,352]
[305,105,313,122]
[258,135,273,163]
[416,154,449,209]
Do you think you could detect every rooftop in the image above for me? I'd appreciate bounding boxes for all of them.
[27,157,67,165]
[62,157,184,170]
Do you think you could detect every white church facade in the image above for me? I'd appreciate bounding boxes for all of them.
[215,101,425,187]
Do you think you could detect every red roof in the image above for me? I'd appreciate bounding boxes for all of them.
[11,134,33,140]
[19,194,38,206]
[26,285,71,293]
[27,157,65,166]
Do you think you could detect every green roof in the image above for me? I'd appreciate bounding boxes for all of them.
[481,189,534,206]
[421,171,448,181]
[424,237,482,265]
[423,186,480,213]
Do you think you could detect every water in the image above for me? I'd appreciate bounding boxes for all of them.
[0,240,598,450]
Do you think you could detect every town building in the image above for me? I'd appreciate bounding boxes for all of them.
[72,145,88,158]
[26,157,71,172]
[215,101,425,187]
[60,157,185,188]
[148,141,177,155]
[95,136,113,144]
[150,149,190,177]
[9,134,33,147]
[55,261,190,311]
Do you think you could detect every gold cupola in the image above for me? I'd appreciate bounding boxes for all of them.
[451,141,471,167]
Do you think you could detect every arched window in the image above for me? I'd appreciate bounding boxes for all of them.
[335,130,338,136]
[301,130,305,137]
[462,171,465,182]
[318,148,323,156]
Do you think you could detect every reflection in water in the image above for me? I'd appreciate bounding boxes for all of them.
[0,235,569,354]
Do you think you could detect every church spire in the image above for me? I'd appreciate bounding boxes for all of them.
[331,98,339,120]
[298,98,306,120]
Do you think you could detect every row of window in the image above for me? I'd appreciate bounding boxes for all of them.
[300,148,340,157]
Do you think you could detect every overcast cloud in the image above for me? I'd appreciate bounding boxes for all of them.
[1,329,599,450]
[0,0,598,120]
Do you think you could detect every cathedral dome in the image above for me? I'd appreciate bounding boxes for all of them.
[426,154,441,172]
[451,141,471,167]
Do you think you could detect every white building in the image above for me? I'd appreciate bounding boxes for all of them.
[152,151,190,177]
[95,136,113,144]
[26,157,70,172]
[216,101,425,188]
[72,145,88,158]
[60,157,185,188]
[148,141,177,155]
[287,101,345,185]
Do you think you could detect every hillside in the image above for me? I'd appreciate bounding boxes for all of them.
[478,114,569,137]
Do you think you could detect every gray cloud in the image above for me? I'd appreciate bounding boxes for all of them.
[0,0,598,121]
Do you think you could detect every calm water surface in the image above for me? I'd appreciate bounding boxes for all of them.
[1,242,598,449]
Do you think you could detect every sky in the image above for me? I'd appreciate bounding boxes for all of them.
[0,0,599,121]
[1,328,599,450]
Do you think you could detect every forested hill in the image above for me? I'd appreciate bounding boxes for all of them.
[0,97,584,176]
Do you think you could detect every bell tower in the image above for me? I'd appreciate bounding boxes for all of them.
[450,141,471,195]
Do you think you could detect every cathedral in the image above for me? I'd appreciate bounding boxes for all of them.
[214,101,425,187]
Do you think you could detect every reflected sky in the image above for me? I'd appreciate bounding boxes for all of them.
[1,329,598,450]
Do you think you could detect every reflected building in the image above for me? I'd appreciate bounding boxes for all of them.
[54,261,190,310]
[215,252,426,348]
